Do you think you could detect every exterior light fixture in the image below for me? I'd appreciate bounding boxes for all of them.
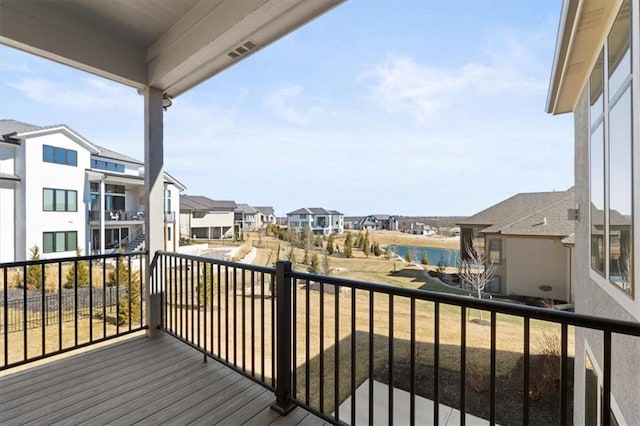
[162,94,173,111]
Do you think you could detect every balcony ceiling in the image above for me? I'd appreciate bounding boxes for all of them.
[0,0,342,98]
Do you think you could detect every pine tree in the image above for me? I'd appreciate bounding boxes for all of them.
[363,235,371,257]
[118,270,141,325]
[356,232,364,248]
[322,252,330,275]
[26,245,45,290]
[288,247,296,263]
[303,247,310,265]
[405,249,414,263]
[65,248,90,288]
[421,252,430,265]
[308,253,320,274]
[327,234,335,255]
[344,233,353,258]
[373,241,382,256]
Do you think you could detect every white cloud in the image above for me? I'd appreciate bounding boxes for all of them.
[264,84,325,125]
[7,76,139,113]
[363,51,545,122]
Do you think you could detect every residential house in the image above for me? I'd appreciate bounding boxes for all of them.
[0,119,183,261]
[255,206,276,226]
[353,214,399,231]
[547,0,639,423]
[235,203,259,233]
[180,195,236,240]
[287,208,344,235]
[457,188,575,302]
[403,222,437,235]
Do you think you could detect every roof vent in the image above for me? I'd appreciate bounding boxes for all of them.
[227,40,258,60]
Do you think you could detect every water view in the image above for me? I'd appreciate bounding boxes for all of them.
[388,245,461,267]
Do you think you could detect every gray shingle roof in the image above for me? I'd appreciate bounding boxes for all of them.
[0,119,43,137]
[236,203,257,214]
[92,143,143,165]
[254,206,275,215]
[459,188,575,237]
[287,207,343,216]
[181,195,236,211]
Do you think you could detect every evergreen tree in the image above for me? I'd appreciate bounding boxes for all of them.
[65,248,90,289]
[405,249,414,263]
[303,247,310,265]
[356,232,364,248]
[373,241,382,257]
[26,245,45,289]
[322,251,330,275]
[344,233,353,258]
[308,253,320,274]
[288,247,296,263]
[363,235,371,257]
[327,234,335,255]
[421,252,430,265]
[108,253,130,287]
[118,270,141,325]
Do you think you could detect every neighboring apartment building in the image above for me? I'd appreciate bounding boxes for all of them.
[287,208,344,235]
[353,214,399,231]
[255,206,276,226]
[179,195,236,240]
[458,188,576,302]
[0,119,184,261]
[546,1,639,423]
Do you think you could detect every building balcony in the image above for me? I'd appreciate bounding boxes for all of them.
[1,252,639,425]
[88,210,145,223]
[164,211,175,223]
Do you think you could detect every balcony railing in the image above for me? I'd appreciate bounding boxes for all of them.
[3,251,640,424]
[1,252,146,369]
[88,210,145,222]
[150,251,640,425]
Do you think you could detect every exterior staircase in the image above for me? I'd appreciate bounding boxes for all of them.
[124,233,145,252]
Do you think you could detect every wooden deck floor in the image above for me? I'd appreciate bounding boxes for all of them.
[0,333,324,425]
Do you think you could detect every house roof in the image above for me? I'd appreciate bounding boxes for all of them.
[0,119,43,137]
[254,206,275,216]
[459,188,575,238]
[236,203,257,214]
[287,207,343,216]
[181,195,236,211]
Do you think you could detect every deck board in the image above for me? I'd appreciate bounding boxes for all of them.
[0,333,324,426]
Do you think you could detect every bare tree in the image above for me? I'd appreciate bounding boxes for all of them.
[458,243,497,320]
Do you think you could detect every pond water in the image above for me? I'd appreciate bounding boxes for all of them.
[387,245,460,267]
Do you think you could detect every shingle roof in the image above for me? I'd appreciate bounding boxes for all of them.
[92,142,143,165]
[181,195,236,211]
[254,206,275,215]
[236,203,257,214]
[459,188,575,237]
[287,207,343,216]
[0,119,43,137]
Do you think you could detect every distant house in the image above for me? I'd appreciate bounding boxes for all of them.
[353,214,399,231]
[180,195,236,240]
[235,203,259,233]
[255,206,276,226]
[287,208,344,235]
[457,188,575,302]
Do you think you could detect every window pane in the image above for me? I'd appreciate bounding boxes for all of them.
[608,0,631,99]
[54,148,66,164]
[43,145,54,163]
[67,150,77,166]
[608,88,633,294]
[68,190,77,212]
[43,189,54,211]
[55,189,66,211]
[43,233,54,253]
[55,233,66,252]
[489,240,501,264]
[590,50,604,122]
[590,121,605,275]
[66,232,77,252]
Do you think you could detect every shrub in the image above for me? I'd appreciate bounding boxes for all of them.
[327,234,335,255]
[117,270,141,325]
[65,248,90,289]
[405,249,414,263]
[344,233,353,258]
[373,241,382,256]
[308,253,320,274]
[530,330,561,400]
[198,264,217,305]
[421,252,429,265]
[26,245,45,290]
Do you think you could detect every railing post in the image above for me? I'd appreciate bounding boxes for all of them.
[271,260,295,415]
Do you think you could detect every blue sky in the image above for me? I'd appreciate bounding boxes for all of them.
[0,0,573,217]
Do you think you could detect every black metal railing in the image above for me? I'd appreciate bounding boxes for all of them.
[1,252,147,370]
[150,252,640,426]
[152,251,277,391]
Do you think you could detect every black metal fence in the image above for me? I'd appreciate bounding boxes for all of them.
[1,252,146,370]
[151,251,640,426]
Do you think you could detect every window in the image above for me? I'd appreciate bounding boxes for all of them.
[43,188,77,212]
[91,159,125,173]
[165,189,172,213]
[488,240,501,264]
[589,0,634,297]
[43,145,77,166]
[43,231,77,253]
[488,276,500,293]
[300,214,307,219]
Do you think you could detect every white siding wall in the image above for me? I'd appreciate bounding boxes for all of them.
[0,182,16,262]
[23,133,89,260]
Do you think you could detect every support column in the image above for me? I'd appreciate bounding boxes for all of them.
[99,177,105,254]
[144,87,164,337]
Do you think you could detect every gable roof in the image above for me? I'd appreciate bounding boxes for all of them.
[254,206,275,216]
[181,195,236,211]
[459,188,575,237]
[0,119,100,153]
[287,207,343,216]
[236,203,257,214]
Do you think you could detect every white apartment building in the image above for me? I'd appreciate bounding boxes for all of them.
[0,119,184,262]
[287,207,344,235]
